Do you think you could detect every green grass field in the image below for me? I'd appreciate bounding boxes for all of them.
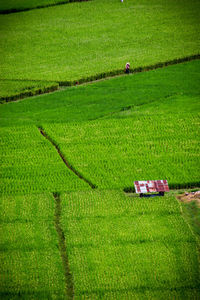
[0,0,199,98]
[1,0,200,298]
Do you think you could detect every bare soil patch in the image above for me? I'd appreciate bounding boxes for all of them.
[177,191,200,207]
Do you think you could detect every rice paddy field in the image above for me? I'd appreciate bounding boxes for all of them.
[0,0,200,299]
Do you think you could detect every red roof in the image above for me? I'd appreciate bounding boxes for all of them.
[134,180,169,193]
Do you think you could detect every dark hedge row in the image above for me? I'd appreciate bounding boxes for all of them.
[0,83,59,104]
[0,0,90,14]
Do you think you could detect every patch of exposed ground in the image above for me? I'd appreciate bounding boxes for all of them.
[177,191,200,207]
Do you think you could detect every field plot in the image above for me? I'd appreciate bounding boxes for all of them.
[44,113,200,190]
[0,0,199,97]
[60,190,200,298]
[0,193,66,299]
[0,125,89,195]
[0,60,199,126]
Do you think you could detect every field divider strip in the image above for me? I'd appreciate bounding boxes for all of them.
[53,192,74,299]
[0,0,91,15]
[38,127,97,189]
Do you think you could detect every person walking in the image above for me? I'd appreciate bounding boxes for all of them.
[125,62,130,74]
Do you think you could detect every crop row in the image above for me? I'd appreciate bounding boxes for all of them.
[43,113,200,190]
[0,125,89,195]
[60,190,200,297]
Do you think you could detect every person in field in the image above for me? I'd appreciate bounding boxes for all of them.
[125,62,130,74]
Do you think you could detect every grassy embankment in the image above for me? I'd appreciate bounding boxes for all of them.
[0,0,199,100]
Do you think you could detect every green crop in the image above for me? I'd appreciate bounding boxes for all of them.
[0,125,89,195]
[0,193,66,298]
[0,60,199,126]
[0,42,200,299]
[60,190,200,298]
[0,0,199,98]
[43,113,200,190]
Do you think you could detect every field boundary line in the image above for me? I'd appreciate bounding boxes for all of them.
[0,0,91,15]
[53,192,74,299]
[1,54,199,104]
[38,127,97,189]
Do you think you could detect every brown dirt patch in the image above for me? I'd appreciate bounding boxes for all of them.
[177,191,200,207]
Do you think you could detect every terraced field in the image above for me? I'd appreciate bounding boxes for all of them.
[0,0,200,299]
